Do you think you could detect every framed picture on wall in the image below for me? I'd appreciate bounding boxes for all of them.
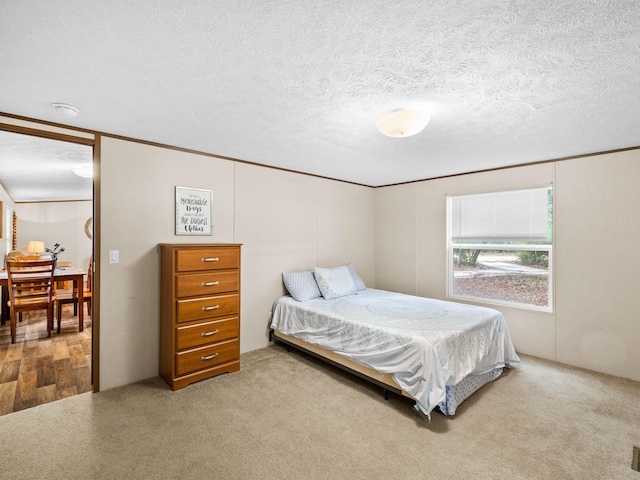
[175,186,213,236]
[0,201,3,239]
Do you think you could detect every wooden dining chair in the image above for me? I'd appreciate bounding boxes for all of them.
[5,259,57,344]
[55,258,92,333]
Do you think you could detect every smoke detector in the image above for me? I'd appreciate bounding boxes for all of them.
[51,102,80,117]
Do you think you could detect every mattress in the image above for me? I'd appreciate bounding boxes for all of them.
[271,288,519,416]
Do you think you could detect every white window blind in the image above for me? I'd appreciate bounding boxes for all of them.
[451,187,550,241]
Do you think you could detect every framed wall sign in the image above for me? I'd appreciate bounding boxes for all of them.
[175,186,213,236]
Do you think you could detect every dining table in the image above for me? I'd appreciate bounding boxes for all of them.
[0,267,86,330]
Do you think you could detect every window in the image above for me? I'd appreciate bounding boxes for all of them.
[447,186,552,312]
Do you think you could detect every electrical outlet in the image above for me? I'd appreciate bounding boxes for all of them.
[633,446,640,472]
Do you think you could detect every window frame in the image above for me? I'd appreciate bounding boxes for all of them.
[446,188,554,313]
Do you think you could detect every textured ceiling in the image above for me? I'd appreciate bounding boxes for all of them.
[1,0,640,195]
[0,131,92,202]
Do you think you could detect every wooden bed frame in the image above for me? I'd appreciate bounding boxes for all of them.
[271,329,416,403]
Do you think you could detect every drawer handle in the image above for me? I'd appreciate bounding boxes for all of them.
[201,329,219,337]
[201,353,219,361]
[201,281,219,287]
[201,257,219,262]
[202,305,220,311]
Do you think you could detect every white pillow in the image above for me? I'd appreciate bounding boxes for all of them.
[313,265,358,300]
[347,264,366,291]
[282,271,322,302]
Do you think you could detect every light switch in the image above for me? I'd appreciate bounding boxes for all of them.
[109,250,119,264]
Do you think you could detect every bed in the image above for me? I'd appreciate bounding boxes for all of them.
[270,267,519,417]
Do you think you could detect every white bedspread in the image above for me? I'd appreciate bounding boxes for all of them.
[270,288,519,415]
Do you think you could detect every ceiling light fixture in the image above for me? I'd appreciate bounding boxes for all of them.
[375,108,430,138]
[72,165,93,178]
[51,102,80,117]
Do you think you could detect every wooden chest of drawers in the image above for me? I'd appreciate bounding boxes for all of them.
[159,244,241,390]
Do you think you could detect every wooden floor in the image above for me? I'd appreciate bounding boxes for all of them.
[0,306,92,415]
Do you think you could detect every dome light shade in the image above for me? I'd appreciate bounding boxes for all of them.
[375,108,430,138]
[72,165,93,178]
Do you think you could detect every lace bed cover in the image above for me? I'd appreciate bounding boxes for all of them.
[271,288,520,416]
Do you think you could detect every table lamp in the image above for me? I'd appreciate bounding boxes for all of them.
[27,241,45,254]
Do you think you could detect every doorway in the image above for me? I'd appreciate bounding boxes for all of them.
[0,127,96,414]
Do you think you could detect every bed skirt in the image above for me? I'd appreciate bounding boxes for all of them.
[439,368,503,415]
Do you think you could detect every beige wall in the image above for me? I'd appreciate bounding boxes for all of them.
[375,153,640,382]
[374,185,416,294]
[0,183,15,262]
[100,138,374,389]
[554,151,640,378]
[15,201,92,270]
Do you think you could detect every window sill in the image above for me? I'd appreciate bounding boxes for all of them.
[446,294,553,314]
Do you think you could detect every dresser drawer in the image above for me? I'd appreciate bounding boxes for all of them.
[176,294,239,323]
[176,317,239,351]
[176,271,239,298]
[175,338,239,377]
[176,248,239,272]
